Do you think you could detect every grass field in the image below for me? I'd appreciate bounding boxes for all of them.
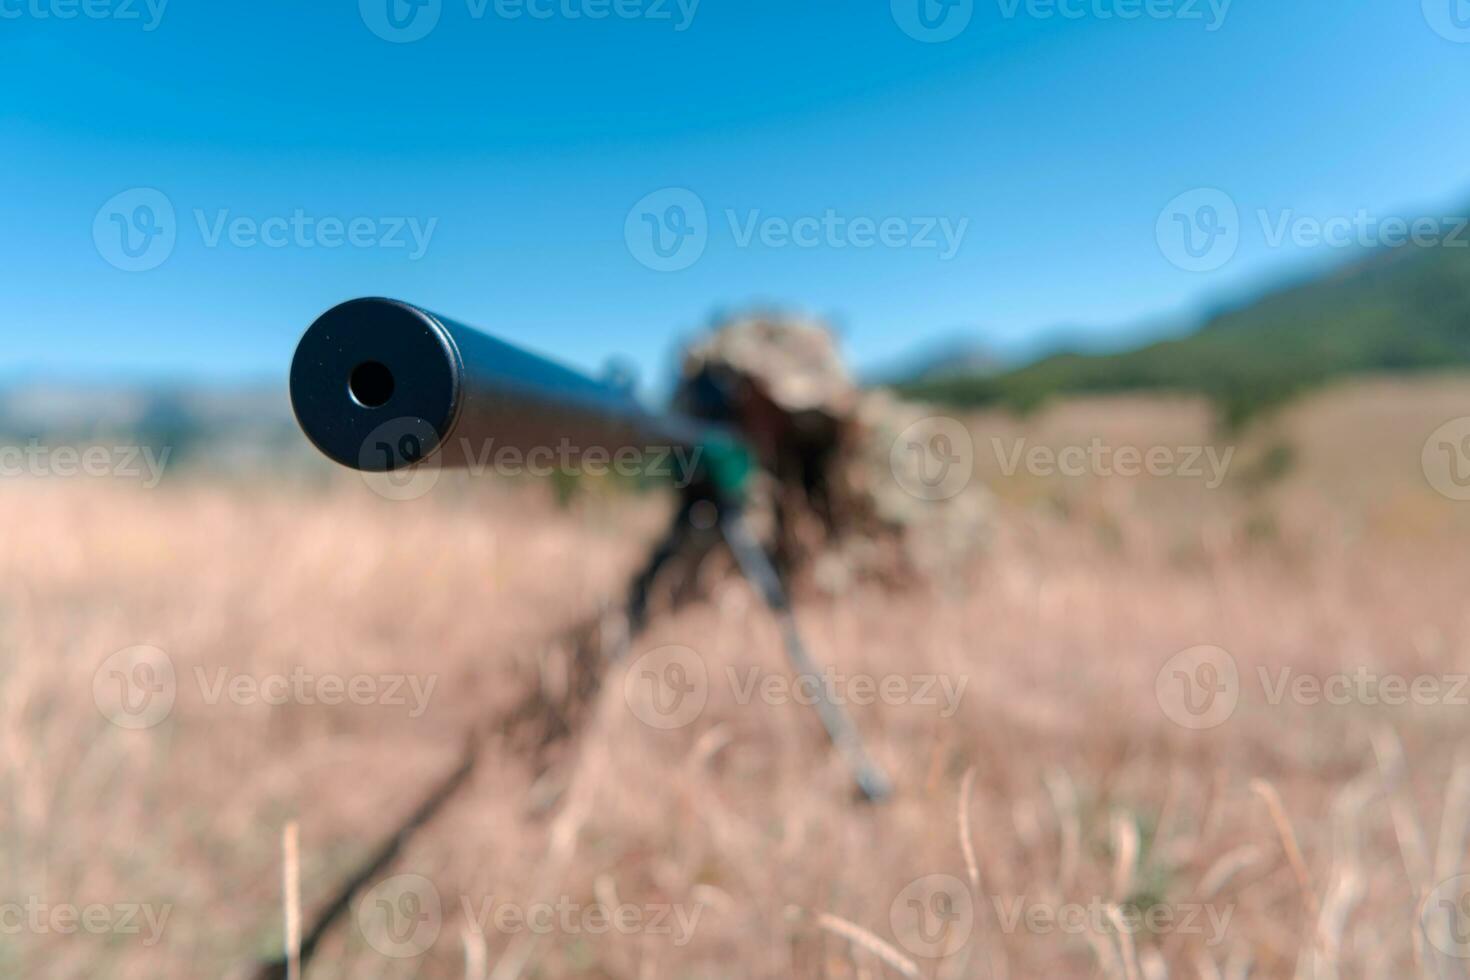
[6,375,1470,979]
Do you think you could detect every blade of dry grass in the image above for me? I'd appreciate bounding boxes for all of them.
[800,907,921,980]
[1044,769,1081,896]
[959,766,980,895]
[283,821,300,980]
[1198,845,1266,900]
[1111,812,1140,902]
[1315,776,1371,972]
[1251,779,1320,923]
[1434,751,1470,883]
[1371,727,1432,891]
[462,923,488,980]
[1105,904,1143,980]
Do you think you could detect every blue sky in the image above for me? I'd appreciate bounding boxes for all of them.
[3,0,1469,387]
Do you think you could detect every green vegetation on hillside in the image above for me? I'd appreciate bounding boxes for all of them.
[901,240,1470,429]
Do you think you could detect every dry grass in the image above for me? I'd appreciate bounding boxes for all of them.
[4,376,1470,978]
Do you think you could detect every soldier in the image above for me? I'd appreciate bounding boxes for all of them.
[675,312,990,596]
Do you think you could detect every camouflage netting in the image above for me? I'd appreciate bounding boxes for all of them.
[675,313,990,594]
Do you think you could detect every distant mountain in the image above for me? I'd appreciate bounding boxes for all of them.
[864,335,1003,386]
[899,228,1470,428]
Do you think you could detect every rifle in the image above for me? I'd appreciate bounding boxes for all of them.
[264,297,891,975]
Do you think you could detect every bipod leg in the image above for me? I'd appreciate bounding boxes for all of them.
[718,506,892,803]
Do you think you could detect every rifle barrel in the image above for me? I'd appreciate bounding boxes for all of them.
[290,298,740,485]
